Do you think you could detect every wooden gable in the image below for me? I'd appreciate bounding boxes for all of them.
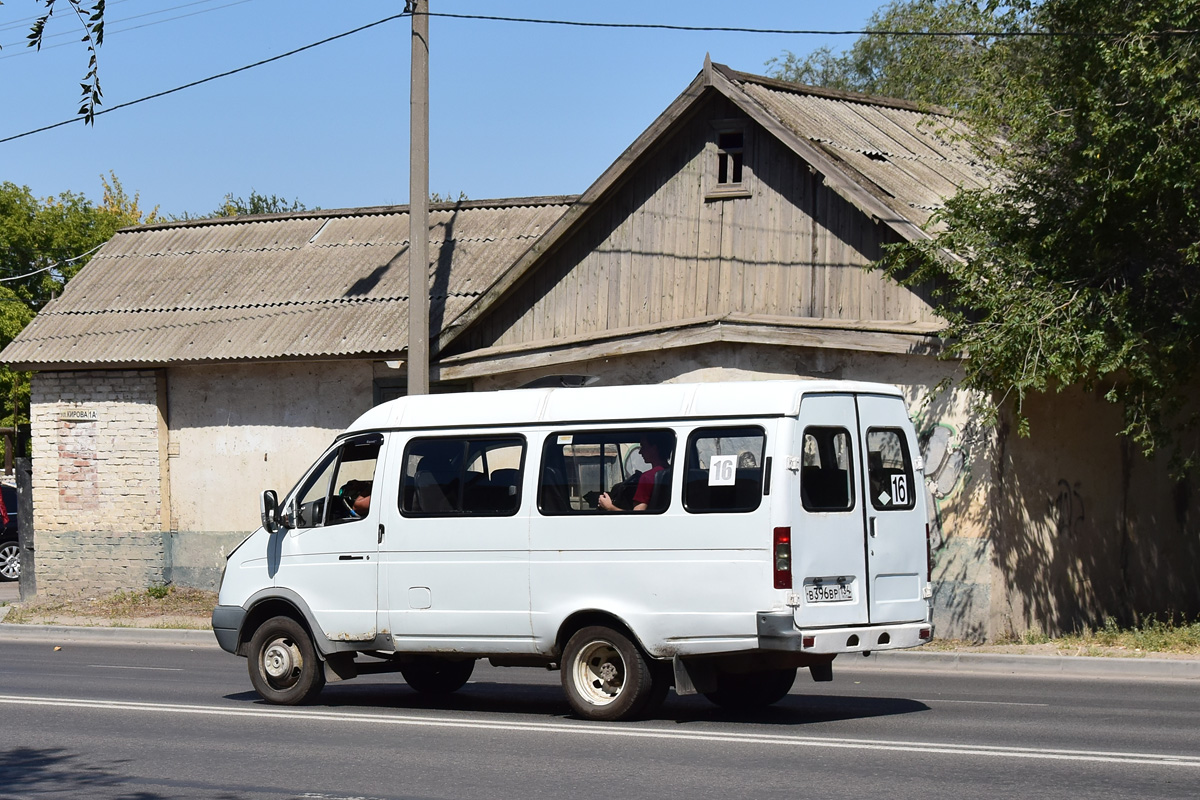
[462,93,939,350]
[439,77,945,379]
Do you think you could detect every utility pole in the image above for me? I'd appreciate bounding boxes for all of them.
[407,0,430,395]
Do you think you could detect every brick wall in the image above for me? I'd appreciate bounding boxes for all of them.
[30,370,165,596]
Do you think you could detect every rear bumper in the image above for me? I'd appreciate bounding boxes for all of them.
[211,605,247,655]
[757,612,932,654]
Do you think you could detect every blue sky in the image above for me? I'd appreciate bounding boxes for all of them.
[1,0,885,217]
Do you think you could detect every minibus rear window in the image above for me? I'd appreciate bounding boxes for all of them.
[539,429,675,515]
[400,436,526,517]
[800,427,855,512]
[866,428,916,510]
[683,426,766,513]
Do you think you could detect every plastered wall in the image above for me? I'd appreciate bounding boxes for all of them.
[166,361,375,533]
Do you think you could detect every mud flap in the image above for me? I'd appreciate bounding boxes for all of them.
[672,656,717,696]
[809,660,833,682]
[324,652,358,682]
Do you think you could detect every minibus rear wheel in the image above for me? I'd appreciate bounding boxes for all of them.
[247,615,326,705]
[562,626,656,721]
[702,667,796,710]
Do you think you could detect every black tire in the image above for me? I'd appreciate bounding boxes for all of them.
[702,667,796,710]
[0,538,18,582]
[247,615,326,705]
[400,657,475,695]
[561,625,656,721]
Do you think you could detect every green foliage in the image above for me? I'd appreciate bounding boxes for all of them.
[0,173,156,427]
[991,614,1200,653]
[766,1,1035,108]
[1,0,107,124]
[1083,614,1200,653]
[146,583,172,600]
[212,190,308,218]
[883,0,1200,462]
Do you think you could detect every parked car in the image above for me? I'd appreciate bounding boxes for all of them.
[0,484,18,582]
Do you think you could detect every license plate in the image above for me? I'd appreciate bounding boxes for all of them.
[804,579,854,603]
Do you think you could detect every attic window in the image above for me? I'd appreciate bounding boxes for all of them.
[707,121,752,200]
[718,131,744,184]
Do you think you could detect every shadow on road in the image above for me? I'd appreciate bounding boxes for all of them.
[0,746,244,800]
[227,677,930,726]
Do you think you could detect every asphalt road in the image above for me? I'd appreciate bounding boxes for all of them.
[2,637,1198,800]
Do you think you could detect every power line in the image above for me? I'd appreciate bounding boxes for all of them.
[3,9,1197,145]
[0,0,238,51]
[0,12,408,144]
[0,0,135,34]
[0,244,104,283]
[422,11,1199,39]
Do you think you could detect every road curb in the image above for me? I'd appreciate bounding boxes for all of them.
[0,623,217,648]
[854,649,1200,680]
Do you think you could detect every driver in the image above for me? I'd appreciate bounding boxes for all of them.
[338,479,373,518]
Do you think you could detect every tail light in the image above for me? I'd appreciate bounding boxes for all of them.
[773,526,792,589]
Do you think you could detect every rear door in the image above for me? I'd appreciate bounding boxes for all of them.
[792,394,870,627]
[792,392,926,629]
[855,393,927,624]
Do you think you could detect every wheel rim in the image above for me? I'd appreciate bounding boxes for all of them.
[260,636,303,689]
[0,542,18,580]
[573,639,625,706]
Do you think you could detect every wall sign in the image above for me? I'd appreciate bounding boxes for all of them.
[59,408,99,422]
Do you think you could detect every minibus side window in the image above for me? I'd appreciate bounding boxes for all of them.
[800,427,854,512]
[400,436,526,517]
[289,434,382,528]
[866,428,916,510]
[538,429,675,515]
[683,426,766,513]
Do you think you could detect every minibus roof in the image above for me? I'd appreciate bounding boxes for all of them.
[344,380,905,434]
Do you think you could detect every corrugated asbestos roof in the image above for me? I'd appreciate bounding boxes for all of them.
[3,198,573,369]
[4,63,996,372]
[726,67,994,229]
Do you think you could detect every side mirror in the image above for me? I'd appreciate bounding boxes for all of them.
[260,490,280,534]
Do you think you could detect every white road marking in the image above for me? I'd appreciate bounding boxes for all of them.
[916,698,1050,707]
[2,693,1197,768]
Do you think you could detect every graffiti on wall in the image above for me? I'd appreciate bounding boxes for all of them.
[917,422,970,559]
[1049,479,1085,538]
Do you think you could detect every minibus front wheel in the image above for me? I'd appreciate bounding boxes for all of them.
[247,615,326,705]
[562,626,657,721]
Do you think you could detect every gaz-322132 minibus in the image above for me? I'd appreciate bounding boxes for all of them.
[212,380,933,721]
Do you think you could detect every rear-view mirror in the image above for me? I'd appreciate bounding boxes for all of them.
[260,490,280,534]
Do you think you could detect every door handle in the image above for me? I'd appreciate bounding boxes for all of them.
[869,517,878,538]
[339,554,366,561]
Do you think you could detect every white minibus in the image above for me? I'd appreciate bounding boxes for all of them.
[212,380,933,720]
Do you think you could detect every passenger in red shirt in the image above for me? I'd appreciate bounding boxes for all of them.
[598,434,671,512]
